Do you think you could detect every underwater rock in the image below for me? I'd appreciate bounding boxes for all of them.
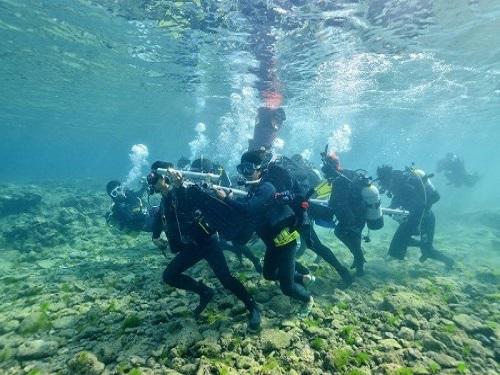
[470,210,500,230]
[162,321,202,350]
[267,294,291,314]
[234,354,259,369]
[380,291,433,316]
[68,351,105,375]
[52,315,76,330]
[261,328,293,351]
[402,315,421,330]
[398,327,415,341]
[427,351,458,368]
[422,335,445,352]
[194,337,222,358]
[18,311,51,334]
[3,218,63,251]
[453,313,482,333]
[378,338,402,350]
[475,269,500,285]
[16,339,58,360]
[59,194,105,213]
[0,317,19,334]
[0,188,42,217]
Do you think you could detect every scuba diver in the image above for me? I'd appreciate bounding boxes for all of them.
[148,166,261,330]
[322,150,384,276]
[248,107,286,151]
[436,153,480,188]
[216,150,314,315]
[376,164,454,268]
[176,156,191,170]
[267,154,354,286]
[189,157,262,273]
[105,180,156,232]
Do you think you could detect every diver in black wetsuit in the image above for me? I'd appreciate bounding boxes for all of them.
[148,169,261,330]
[268,155,353,286]
[105,180,156,232]
[176,156,191,170]
[189,157,262,273]
[436,153,480,188]
[216,150,313,314]
[376,164,454,268]
[322,153,370,276]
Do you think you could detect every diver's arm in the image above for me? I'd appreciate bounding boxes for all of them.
[151,202,165,241]
[225,183,275,216]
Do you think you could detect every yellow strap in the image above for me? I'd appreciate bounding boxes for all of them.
[314,181,332,199]
[273,228,300,247]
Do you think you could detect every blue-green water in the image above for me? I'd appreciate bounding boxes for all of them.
[1,1,499,375]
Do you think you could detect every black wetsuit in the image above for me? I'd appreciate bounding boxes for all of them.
[387,170,453,267]
[436,154,479,188]
[328,169,367,275]
[271,157,352,284]
[224,180,311,303]
[152,185,256,313]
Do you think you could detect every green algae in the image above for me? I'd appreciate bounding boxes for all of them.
[332,347,353,370]
[0,348,12,363]
[204,309,225,325]
[19,311,52,335]
[340,324,357,345]
[303,317,320,328]
[122,314,141,329]
[310,337,328,351]
[261,357,280,372]
[456,362,468,374]
[439,323,457,334]
[347,370,366,375]
[105,299,120,313]
[427,360,441,374]
[393,368,413,375]
[354,351,370,366]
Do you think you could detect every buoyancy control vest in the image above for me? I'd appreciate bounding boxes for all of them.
[335,170,384,230]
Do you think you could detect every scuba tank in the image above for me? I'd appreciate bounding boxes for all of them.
[407,165,440,207]
[361,183,384,230]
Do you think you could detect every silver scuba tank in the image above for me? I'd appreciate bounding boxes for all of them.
[361,183,384,230]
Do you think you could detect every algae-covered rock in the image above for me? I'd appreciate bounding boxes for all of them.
[261,329,293,351]
[194,337,222,357]
[68,351,105,375]
[453,313,482,333]
[378,338,402,350]
[16,339,58,360]
[398,327,415,341]
[428,351,458,368]
[380,291,433,316]
[52,315,76,330]
[267,294,291,314]
[163,321,202,350]
[18,311,52,334]
[422,335,445,352]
